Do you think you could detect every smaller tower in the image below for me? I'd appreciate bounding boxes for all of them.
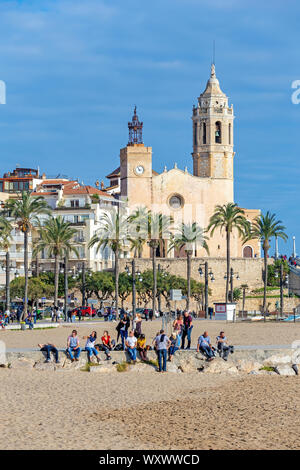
[120,108,152,208]
[128,106,143,145]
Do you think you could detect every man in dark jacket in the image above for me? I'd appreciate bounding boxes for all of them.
[116,313,130,350]
[181,311,193,349]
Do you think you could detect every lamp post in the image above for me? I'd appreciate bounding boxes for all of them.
[274,262,289,320]
[198,262,215,318]
[292,236,296,259]
[1,255,18,315]
[224,268,239,303]
[64,256,68,322]
[125,260,142,317]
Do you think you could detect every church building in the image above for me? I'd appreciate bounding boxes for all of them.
[104,65,260,259]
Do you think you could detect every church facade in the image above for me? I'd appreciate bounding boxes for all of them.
[104,65,260,259]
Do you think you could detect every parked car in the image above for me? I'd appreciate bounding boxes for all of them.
[72,306,97,317]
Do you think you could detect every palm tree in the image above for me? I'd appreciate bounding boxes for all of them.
[0,215,13,314]
[246,211,287,317]
[88,209,129,317]
[34,216,79,307]
[169,222,209,310]
[4,192,51,318]
[208,203,250,302]
[128,206,148,258]
[145,211,173,314]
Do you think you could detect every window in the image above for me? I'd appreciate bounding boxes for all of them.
[169,194,184,209]
[194,123,197,146]
[71,200,80,208]
[229,123,232,145]
[215,121,221,144]
[203,122,206,144]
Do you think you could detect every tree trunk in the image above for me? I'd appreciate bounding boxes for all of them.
[35,253,39,277]
[152,243,157,315]
[263,247,268,321]
[54,254,59,308]
[186,251,191,310]
[242,289,246,320]
[23,229,29,320]
[115,246,119,318]
[225,229,230,303]
[5,251,10,313]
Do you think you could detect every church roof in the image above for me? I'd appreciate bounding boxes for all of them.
[201,64,226,97]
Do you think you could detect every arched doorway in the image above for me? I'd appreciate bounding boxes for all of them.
[243,246,253,258]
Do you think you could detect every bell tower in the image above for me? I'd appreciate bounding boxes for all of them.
[120,107,153,208]
[192,64,235,180]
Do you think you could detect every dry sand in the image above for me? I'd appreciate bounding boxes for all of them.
[1,319,300,349]
[0,320,299,450]
[0,368,299,450]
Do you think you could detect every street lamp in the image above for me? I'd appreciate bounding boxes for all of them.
[1,256,18,315]
[198,262,215,318]
[125,260,142,317]
[274,263,289,320]
[224,268,239,302]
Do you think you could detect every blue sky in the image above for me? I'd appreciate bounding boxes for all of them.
[0,0,299,256]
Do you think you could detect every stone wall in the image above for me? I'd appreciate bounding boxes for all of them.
[119,257,264,309]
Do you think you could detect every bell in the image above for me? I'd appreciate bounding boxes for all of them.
[215,130,220,137]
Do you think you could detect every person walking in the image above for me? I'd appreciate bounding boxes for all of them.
[83,331,100,363]
[155,329,171,372]
[125,330,137,363]
[181,311,193,350]
[67,330,81,362]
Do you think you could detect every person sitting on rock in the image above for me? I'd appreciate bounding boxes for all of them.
[197,331,214,361]
[216,331,230,361]
[67,330,81,362]
[38,343,60,364]
[83,331,101,363]
[137,334,148,362]
[125,330,137,364]
[101,330,115,361]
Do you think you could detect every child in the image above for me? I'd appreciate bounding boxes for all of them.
[137,334,148,362]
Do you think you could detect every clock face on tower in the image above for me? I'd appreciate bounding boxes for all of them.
[135,165,144,175]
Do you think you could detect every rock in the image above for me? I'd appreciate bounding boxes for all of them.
[128,363,154,373]
[263,354,292,368]
[89,365,115,373]
[177,355,203,373]
[274,365,296,376]
[9,358,35,369]
[34,362,56,371]
[166,362,179,373]
[291,348,300,365]
[249,370,277,376]
[202,357,238,375]
[292,364,299,375]
[62,357,87,370]
[236,359,262,374]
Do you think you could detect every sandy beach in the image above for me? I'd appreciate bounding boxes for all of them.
[0,368,299,450]
[0,320,299,450]
[1,319,300,349]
